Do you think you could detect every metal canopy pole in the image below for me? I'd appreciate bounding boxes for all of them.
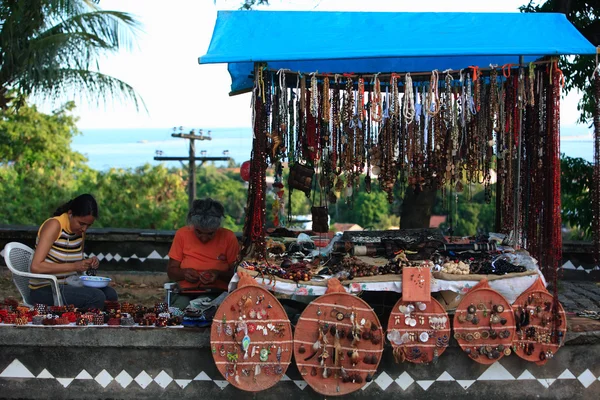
[512,55,525,248]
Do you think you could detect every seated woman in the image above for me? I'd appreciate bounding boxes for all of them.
[167,198,240,309]
[30,194,118,309]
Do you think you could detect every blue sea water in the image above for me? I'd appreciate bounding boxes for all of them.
[74,126,594,171]
[73,127,254,170]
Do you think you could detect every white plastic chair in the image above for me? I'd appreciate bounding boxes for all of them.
[3,242,63,307]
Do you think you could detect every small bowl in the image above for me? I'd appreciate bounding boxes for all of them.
[80,276,111,288]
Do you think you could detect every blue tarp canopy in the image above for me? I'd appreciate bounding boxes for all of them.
[199,11,597,94]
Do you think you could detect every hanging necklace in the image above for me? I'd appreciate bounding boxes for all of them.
[357,77,365,122]
[402,73,415,123]
[310,72,319,118]
[322,75,330,123]
[426,70,440,116]
[371,74,383,122]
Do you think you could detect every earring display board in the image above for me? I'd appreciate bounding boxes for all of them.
[210,286,292,392]
[453,287,516,365]
[293,293,384,396]
[401,267,432,302]
[512,290,567,365]
[387,297,450,364]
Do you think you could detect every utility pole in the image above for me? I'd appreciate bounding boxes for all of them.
[154,127,231,210]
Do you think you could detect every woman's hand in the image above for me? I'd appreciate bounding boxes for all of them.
[73,259,93,273]
[89,256,100,269]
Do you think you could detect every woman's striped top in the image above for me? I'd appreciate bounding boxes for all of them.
[29,213,82,289]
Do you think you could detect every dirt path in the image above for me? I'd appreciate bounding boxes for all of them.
[1,271,168,307]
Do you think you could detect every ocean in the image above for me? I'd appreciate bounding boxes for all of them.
[73,127,254,170]
[74,126,594,171]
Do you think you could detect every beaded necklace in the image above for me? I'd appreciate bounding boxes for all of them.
[593,67,600,264]
[332,76,342,175]
[365,88,373,193]
[298,75,306,160]
[242,66,269,259]
[310,72,319,118]
[527,62,536,107]
[371,74,383,123]
[402,73,414,123]
[358,77,365,122]
[426,70,440,116]
[322,76,330,123]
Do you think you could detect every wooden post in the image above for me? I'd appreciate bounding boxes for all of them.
[189,130,196,210]
[154,128,230,210]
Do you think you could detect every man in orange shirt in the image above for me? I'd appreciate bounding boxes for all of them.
[167,198,240,309]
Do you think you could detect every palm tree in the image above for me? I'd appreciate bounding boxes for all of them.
[0,0,143,109]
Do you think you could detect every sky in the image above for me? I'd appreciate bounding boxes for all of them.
[51,0,590,132]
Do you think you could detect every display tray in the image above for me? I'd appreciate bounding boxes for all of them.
[237,265,538,287]
[453,287,516,365]
[293,293,383,396]
[232,266,545,305]
[387,297,450,364]
[433,269,538,281]
[210,285,292,392]
[512,289,567,365]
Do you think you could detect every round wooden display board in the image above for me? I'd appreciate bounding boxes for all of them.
[453,288,516,365]
[210,286,292,391]
[387,297,450,364]
[512,290,567,365]
[293,293,384,396]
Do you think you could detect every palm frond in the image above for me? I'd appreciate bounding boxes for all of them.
[39,10,142,53]
[0,1,144,110]
[28,68,146,112]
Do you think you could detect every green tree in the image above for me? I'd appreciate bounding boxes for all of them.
[0,99,85,168]
[237,0,269,10]
[520,0,599,123]
[435,185,496,237]
[0,0,142,108]
[79,164,189,230]
[0,98,192,230]
[196,165,248,230]
[560,155,593,239]
[0,98,96,223]
[330,179,400,230]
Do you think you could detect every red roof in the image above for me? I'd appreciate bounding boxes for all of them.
[333,223,363,232]
[429,215,447,228]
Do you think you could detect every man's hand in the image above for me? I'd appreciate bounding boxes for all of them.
[183,268,200,283]
[199,270,218,285]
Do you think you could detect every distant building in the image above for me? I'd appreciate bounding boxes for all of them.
[332,223,363,233]
[429,215,447,228]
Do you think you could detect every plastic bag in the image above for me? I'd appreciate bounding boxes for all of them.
[66,275,85,287]
[496,250,539,271]
[310,232,342,258]
[297,233,313,244]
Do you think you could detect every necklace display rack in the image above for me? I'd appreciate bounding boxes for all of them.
[210,285,293,391]
[387,297,450,364]
[244,61,564,288]
[511,289,567,365]
[453,283,516,364]
[293,293,384,396]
